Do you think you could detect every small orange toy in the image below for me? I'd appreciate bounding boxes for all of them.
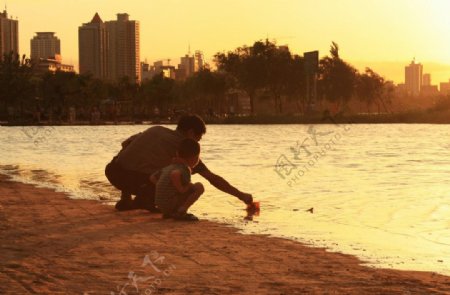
[245,201,260,220]
[246,201,260,212]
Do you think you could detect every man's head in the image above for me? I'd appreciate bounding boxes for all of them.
[177,138,201,168]
[176,114,206,142]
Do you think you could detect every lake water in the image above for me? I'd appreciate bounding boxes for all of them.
[1,124,449,275]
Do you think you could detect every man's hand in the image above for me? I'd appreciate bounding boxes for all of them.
[238,192,253,205]
[199,169,253,204]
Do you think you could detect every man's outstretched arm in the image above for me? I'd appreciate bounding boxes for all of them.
[198,169,253,204]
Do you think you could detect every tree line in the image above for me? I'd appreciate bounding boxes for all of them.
[216,40,394,114]
[0,40,394,123]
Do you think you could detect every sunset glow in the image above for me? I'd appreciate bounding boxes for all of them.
[8,0,450,83]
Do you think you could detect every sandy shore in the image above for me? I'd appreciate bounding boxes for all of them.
[0,175,449,294]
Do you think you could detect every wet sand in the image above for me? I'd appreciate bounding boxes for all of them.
[0,175,449,294]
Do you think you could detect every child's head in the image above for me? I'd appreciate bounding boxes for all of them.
[177,138,200,168]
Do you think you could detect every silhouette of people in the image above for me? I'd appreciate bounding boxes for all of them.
[105,114,253,212]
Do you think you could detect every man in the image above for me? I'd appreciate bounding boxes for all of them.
[105,114,253,211]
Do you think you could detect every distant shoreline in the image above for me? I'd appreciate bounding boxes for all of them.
[2,111,450,126]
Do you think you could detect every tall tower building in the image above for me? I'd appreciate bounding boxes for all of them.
[179,54,195,79]
[30,32,61,60]
[105,13,140,83]
[78,13,108,79]
[405,59,423,96]
[422,73,431,86]
[194,50,204,72]
[0,9,19,58]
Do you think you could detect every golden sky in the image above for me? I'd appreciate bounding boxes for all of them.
[7,0,450,84]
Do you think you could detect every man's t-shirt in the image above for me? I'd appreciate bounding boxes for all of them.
[116,126,207,175]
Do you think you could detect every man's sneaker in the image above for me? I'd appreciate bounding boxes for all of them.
[114,198,135,211]
[172,212,199,221]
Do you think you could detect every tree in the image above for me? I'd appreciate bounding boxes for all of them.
[379,80,395,114]
[356,68,384,113]
[216,39,303,114]
[0,52,35,119]
[140,73,175,115]
[40,71,81,121]
[356,68,394,114]
[285,55,307,113]
[318,42,357,110]
[215,41,268,114]
[77,74,109,108]
[262,41,292,113]
[182,69,228,115]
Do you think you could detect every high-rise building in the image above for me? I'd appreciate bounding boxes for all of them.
[440,80,450,95]
[78,13,108,79]
[194,50,204,72]
[30,32,61,60]
[422,73,431,86]
[105,13,140,83]
[405,59,423,96]
[178,54,195,80]
[0,9,19,58]
[176,50,205,80]
[420,73,439,97]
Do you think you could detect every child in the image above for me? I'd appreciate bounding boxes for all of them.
[151,138,204,221]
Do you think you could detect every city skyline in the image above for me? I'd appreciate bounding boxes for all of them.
[5,0,450,84]
[79,13,141,83]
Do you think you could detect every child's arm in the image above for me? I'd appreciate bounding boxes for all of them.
[149,170,161,184]
[170,170,192,193]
